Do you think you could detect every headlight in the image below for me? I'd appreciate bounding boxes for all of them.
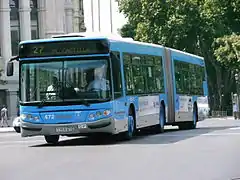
[20,114,26,120]
[88,109,111,121]
[103,110,111,116]
[20,114,39,121]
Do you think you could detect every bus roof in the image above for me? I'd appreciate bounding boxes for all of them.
[19,36,109,44]
[168,48,204,60]
[19,32,204,61]
[20,32,133,44]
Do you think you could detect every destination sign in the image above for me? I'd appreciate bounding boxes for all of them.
[19,39,109,58]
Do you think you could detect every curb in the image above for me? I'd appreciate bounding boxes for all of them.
[204,117,235,120]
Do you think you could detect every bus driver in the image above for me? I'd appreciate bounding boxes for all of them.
[87,66,110,91]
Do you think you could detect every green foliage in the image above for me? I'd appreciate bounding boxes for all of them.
[119,23,136,39]
[118,0,240,55]
[119,0,203,54]
[118,0,240,111]
[213,34,240,69]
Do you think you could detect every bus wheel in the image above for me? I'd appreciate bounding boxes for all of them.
[159,103,165,133]
[191,106,197,129]
[178,106,197,130]
[124,114,134,140]
[44,135,59,144]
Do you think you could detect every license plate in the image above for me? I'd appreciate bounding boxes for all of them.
[78,124,87,129]
[55,115,72,119]
[55,126,76,133]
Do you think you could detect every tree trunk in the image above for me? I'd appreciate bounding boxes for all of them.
[199,38,226,111]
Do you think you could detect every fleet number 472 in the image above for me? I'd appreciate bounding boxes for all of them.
[45,114,54,120]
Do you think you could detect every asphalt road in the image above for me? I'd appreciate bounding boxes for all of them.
[1,118,240,180]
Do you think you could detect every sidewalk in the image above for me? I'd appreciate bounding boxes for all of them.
[0,127,15,133]
[207,116,234,120]
[0,117,16,133]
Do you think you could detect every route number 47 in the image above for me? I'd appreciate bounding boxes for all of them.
[32,47,44,54]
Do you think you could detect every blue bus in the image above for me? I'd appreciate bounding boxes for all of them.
[6,33,208,144]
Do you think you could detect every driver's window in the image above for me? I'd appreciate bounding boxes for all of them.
[111,51,123,99]
[64,60,110,96]
[87,65,110,91]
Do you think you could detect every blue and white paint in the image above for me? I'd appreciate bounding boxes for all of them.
[13,33,208,139]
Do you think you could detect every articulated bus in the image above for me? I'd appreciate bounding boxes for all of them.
[6,33,208,144]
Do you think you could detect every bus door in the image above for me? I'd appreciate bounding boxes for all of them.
[110,52,127,130]
[164,48,175,123]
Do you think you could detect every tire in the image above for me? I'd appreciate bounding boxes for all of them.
[191,106,197,129]
[44,135,60,144]
[159,103,165,133]
[154,103,165,133]
[178,106,197,130]
[14,127,21,133]
[124,114,134,140]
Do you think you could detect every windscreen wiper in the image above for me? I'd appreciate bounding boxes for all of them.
[91,98,111,103]
[78,99,110,106]
[37,97,47,108]
[80,99,90,107]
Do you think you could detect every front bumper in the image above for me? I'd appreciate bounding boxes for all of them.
[21,117,115,137]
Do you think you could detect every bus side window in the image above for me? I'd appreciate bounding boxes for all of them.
[111,51,123,99]
[123,53,134,95]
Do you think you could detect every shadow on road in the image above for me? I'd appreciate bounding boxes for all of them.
[122,126,236,145]
[30,124,238,148]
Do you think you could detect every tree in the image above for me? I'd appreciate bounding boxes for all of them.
[213,34,240,69]
[118,0,240,112]
[119,23,136,39]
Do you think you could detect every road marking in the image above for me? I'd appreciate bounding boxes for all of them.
[229,127,240,130]
[200,132,240,136]
[149,132,240,137]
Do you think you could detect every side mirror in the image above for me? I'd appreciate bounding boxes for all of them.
[7,62,14,76]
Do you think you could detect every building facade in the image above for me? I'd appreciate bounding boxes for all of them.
[0,0,86,118]
[83,0,127,35]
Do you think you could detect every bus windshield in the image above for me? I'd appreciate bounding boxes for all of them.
[20,58,112,104]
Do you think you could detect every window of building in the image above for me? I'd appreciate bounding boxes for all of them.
[30,0,39,39]
[10,0,20,56]
[10,0,39,56]
[31,30,38,40]
[30,0,38,21]
[11,30,20,56]
[79,0,84,15]
[10,0,18,21]
[0,90,7,109]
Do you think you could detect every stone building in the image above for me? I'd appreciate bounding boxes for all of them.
[0,0,86,117]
